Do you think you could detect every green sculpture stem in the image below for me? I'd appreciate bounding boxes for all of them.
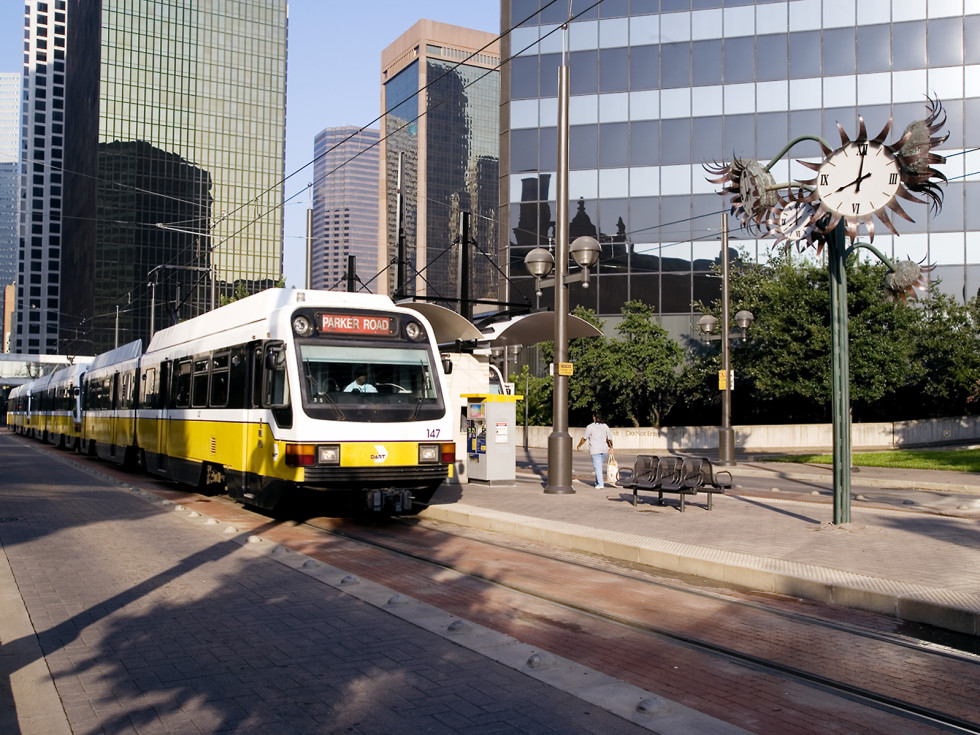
[764,135,832,172]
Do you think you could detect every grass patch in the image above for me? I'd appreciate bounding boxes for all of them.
[769,448,980,473]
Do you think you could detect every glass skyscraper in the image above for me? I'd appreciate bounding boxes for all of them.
[311,126,380,292]
[17,0,287,354]
[0,73,19,294]
[380,20,501,312]
[501,1,980,337]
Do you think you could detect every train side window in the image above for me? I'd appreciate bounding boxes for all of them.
[210,352,230,408]
[227,346,247,409]
[262,341,292,429]
[141,367,157,408]
[120,372,133,410]
[191,357,209,408]
[262,343,289,408]
[174,359,191,408]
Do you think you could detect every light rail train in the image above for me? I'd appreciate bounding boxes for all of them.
[7,289,456,513]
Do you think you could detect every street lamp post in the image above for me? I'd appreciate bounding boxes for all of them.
[697,239,754,469]
[524,235,600,494]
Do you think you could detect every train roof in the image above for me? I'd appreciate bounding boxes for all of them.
[86,340,143,372]
[144,288,402,353]
[45,360,90,383]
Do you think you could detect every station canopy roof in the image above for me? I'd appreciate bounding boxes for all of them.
[399,302,601,348]
[479,312,601,347]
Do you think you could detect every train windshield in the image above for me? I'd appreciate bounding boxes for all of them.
[297,343,445,422]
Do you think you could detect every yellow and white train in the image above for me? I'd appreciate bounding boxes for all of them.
[8,289,456,513]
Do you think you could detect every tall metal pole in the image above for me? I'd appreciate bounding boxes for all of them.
[149,281,156,338]
[458,211,472,321]
[718,214,734,465]
[828,219,852,523]
[395,152,406,299]
[546,61,574,495]
[306,207,314,290]
[114,305,119,348]
[346,255,357,292]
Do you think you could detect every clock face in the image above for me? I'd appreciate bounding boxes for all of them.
[777,201,815,242]
[816,141,901,219]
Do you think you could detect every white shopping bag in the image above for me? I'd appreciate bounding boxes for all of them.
[606,451,619,484]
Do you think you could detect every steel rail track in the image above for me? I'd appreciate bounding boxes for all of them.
[308,517,980,735]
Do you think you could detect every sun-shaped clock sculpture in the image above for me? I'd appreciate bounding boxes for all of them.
[764,189,820,252]
[705,96,949,248]
[799,97,949,243]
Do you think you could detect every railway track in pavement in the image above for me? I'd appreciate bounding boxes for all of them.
[13,435,980,734]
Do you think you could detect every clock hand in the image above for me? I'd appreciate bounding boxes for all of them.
[833,172,871,194]
[853,147,867,192]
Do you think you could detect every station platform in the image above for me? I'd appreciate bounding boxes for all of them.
[426,449,980,638]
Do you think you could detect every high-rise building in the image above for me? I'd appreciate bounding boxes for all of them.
[379,20,500,314]
[0,73,19,292]
[17,0,287,354]
[501,1,980,336]
[311,126,380,292]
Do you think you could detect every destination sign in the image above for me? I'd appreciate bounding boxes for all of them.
[318,313,396,336]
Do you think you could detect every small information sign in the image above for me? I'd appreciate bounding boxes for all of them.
[558,362,573,376]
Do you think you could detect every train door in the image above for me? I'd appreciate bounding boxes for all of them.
[237,341,265,501]
[166,358,192,470]
[153,361,171,472]
[114,370,136,460]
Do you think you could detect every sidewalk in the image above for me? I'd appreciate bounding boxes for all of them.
[424,450,980,637]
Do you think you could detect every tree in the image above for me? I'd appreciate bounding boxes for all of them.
[515,303,683,428]
[690,249,925,424]
[899,292,980,418]
[601,301,683,427]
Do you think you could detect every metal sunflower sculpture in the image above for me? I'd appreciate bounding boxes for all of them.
[796,97,949,243]
[705,96,949,248]
[704,157,777,233]
[882,258,935,304]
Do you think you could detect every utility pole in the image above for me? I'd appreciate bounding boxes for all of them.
[457,211,472,321]
[346,255,357,292]
[394,152,406,299]
[306,206,313,290]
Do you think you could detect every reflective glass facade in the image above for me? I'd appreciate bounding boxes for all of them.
[312,126,380,291]
[502,1,980,336]
[380,22,500,309]
[0,74,19,294]
[18,0,286,354]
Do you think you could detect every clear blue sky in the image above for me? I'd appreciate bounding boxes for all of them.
[0,1,501,288]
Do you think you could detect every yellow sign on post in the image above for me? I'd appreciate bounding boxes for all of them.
[558,362,574,376]
[718,369,734,390]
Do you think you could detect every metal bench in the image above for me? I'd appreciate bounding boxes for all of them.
[688,457,732,510]
[620,455,732,512]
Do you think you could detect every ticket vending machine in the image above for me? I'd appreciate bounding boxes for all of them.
[462,394,521,485]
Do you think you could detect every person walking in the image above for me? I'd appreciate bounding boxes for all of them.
[577,412,613,488]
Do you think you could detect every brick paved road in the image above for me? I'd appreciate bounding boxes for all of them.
[0,436,666,735]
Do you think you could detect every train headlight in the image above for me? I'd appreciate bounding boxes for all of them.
[292,314,314,337]
[405,321,425,342]
[317,444,340,465]
[419,444,439,463]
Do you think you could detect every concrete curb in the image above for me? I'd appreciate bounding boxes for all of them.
[419,501,980,637]
[730,464,980,494]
